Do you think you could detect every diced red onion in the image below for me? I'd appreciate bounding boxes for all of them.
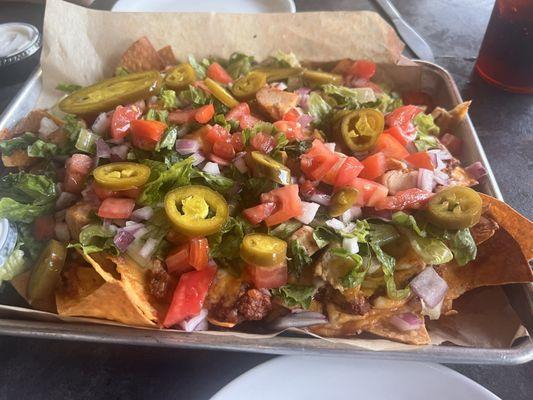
[55,191,78,210]
[38,117,59,139]
[91,112,111,135]
[342,237,359,254]
[176,139,200,155]
[325,218,345,231]
[203,161,221,175]
[310,193,331,206]
[114,230,135,252]
[96,138,111,159]
[191,152,205,166]
[389,313,423,331]
[131,206,154,221]
[139,238,158,259]
[324,142,336,152]
[110,144,130,160]
[179,309,209,332]
[54,222,70,242]
[433,170,449,186]
[270,311,327,330]
[295,87,311,109]
[429,148,453,161]
[410,266,448,308]
[233,155,248,174]
[417,168,435,192]
[296,201,320,225]
[465,161,487,180]
[297,114,314,129]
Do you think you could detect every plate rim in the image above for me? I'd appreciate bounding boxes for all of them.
[210,355,502,400]
[111,0,296,13]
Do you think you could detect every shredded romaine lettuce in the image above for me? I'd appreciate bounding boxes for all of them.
[307,92,332,124]
[271,284,316,309]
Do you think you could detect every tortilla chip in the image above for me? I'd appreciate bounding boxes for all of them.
[436,194,532,313]
[119,36,164,72]
[157,45,177,66]
[55,251,161,327]
[310,302,430,345]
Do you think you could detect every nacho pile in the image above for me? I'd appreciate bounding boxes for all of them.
[0,37,531,345]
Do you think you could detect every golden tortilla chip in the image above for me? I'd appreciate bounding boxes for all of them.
[119,36,164,72]
[437,195,532,311]
[157,45,177,66]
[310,302,429,345]
[55,251,161,327]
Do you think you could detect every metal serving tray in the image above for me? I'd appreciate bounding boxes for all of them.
[0,62,531,365]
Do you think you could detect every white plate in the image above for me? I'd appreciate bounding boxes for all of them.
[210,356,501,400]
[112,0,295,13]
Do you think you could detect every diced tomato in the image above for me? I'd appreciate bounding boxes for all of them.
[242,202,276,225]
[168,109,198,125]
[208,153,231,166]
[385,105,423,141]
[333,156,364,187]
[189,238,209,271]
[402,91,434,111]
[282,108,300,122]
[33,216,55,241]
[231,132,245,152]
[300,139,339,181]
[207,62,233,84]
[239,114,260,129]
[166,244,192,275]
[250,132,275,154]
[97,198,135,219]
[194,104,215,124]
[322,153,345,185]
[130,119,167,151]
[121,187,141,199]
[274,120,304,141]
[349,177,388,206]
[110,104,142,139]
[299,180,318,198]
[263,184,302,226]
[405,151,435,171]
[64,154,93,194]
[212,139,236,160]
[440,133,462,156]
[247,262,287,289]
[205,124,231,144]
[349,60,376,80]
[383,126,410,146]
[359,152,387,180]
[226,103,258,129]
[226,103,250,120]
[163,266,217,327]
[375,188,434,211]
[373,134,409,160]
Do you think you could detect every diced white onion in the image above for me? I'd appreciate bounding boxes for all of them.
[296,201,320,225]
[38,117,59,139]
[341,206,362,224]
[203,162,220,175]
[179,309,209,332]
[325,218,345,231]
[139,238,158,259]
[191,152,205,166]
[233,156,248,174]
[324,142,336,152]
[342,237,359,254]
[131,206,154,221]
[309,193,331,206]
